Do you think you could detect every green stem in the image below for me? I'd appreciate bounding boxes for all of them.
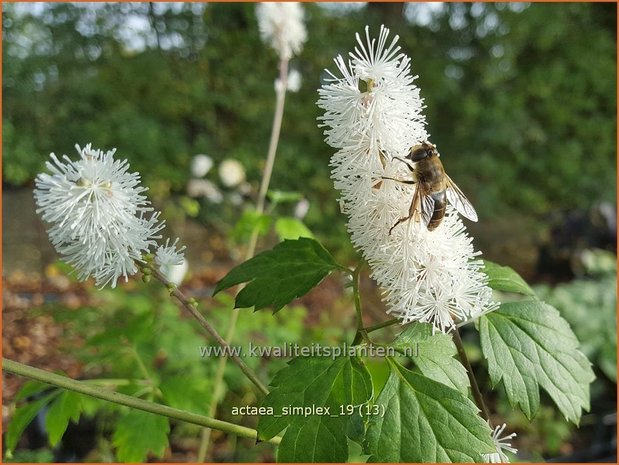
[452,328,491,423]
[364,318,400,334]
[351,263,369,345]
[2,358,281,445]
[149,267,269,397]
[198,58,290,462]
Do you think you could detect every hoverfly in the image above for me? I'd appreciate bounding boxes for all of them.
[384,141,478,233]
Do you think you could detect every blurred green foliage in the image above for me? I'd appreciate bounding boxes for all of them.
[3,2,616,254]
[8,278,313,461]
[535,249,617,382]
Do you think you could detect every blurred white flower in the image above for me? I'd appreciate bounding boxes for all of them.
[160,259,188,287]
[34,144,163,287]
[219,159,246,188]
[191,154,214,178]
[256,2,307,60]
[294,198,310,219]
[275,69,303,93]
[317,26,497,333]
[187,178,223,203]
[482,423,518,463]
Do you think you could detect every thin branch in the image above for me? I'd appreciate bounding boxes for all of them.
[452,328,491,424]
[149,267,269,397]
[2,358,280,445]
[351,263,370,345]
[364,318,400,334]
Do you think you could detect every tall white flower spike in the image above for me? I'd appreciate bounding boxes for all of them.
[318,26,497,333]
[255,2,307,60]
[35,144,165,287]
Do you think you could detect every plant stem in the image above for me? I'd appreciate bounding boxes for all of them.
[351,263,370,345]
[2,358,281,445]
[199,58,290,461]
[149,267,269,397]
[247,57,289,254]
[364,318,400,334]
[452,328,491,423]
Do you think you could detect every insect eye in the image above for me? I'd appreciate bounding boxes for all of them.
[410,149,428,162]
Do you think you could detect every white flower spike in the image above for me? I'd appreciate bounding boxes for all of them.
[318,26,497,333]
[482,423,518,463]
[34,144,164,287]
[256,2,307,60]
[155,237,186,268]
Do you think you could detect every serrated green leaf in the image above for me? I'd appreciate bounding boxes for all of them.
[5,391,60,455]
[45,391,82,446]
[479,300,595,424]
[483,260,536,296]
[213,238,345,312]
[112,409,170,462]
[274,217,314,240]
[258,356,373,462]
[394,323,469,393]
[365,359,495,462]
[160,375,212,415]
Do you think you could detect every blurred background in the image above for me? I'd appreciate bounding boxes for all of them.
[2,2,616,463]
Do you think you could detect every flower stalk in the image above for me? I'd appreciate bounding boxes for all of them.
[452,328,491,423]
[148,266,269,397]
[2,358,280,445]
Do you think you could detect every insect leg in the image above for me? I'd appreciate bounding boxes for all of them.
[388,187,420,235]
[381,176,416,185]
[393,157,415,172]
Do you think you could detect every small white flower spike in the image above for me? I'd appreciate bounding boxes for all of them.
[256,2,307,60]
[482,423,518,463]
[318,26,497,333]
[155,237,186,268]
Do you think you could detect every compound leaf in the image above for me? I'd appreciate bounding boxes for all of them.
[479,300,595,423]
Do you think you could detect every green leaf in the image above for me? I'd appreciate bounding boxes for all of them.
[213,238,344,312]
[5,391,60,455]
[479,300,595,424]
[483,260,536,296]
[257,356,373,462]
[112,409,170,462]
[365,359,495,462]
[267,190,303,205]
[274,217,314,241]
[232,209,272,242]
[160,375,212,415]
[394,323,469,393]
[14,380,49,401]
[45,391,82,446]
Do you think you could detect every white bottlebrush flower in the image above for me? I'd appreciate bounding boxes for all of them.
[34,144,164,287]
[218,159,246,188]
[317,26,497,333]
[482,423,518,463]
[256,2,307,60]
[191,154,214,178]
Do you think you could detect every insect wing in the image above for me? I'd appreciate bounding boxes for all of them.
[445,175,478,222]
[414,185,435,228]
